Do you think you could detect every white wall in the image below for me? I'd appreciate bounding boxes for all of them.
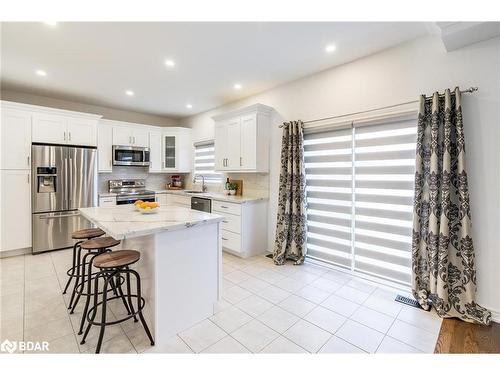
[0,89,178,126]
[184,35,500,318]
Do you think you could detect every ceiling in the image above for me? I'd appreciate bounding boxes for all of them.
[0,22,434,118]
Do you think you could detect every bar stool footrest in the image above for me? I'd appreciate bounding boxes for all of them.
[85,295,146,326]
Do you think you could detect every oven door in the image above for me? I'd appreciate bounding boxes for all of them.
[113,146,150,166]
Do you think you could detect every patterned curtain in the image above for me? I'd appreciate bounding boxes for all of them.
[412,87,491,325]
[273,121,307,265]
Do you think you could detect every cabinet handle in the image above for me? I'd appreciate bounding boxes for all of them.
[240,157,242,166]
[27,156,30,166]
[69,132,72,141]
[222,237,228,241]
[64,132,66,141]
[27,173,30,184]
[222,220,228,223]
[220,206,228,209]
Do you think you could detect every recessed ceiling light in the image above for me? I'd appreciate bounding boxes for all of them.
[165,59,175,68]
[325,44,336,53]
[186,104,193,109]
[233,83,242,90]
[36,70,47,77]
[44,22,58,27]
[125,90,135,96]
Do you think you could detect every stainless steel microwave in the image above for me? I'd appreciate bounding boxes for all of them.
[112,145,150,166]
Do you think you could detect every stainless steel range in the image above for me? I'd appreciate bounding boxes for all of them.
[109,179,156,205]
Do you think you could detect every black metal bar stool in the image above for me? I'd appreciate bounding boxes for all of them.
[70,236,124,335]
[64,228,106,310]
[80,250,154,353]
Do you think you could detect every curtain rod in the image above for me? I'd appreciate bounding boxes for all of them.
[279,87,479,127]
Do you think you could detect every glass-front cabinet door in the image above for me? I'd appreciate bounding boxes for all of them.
[163,135,176,169]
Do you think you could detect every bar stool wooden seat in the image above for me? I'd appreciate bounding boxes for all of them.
[71,236,123,336]
[81,250,154,353]
[64,228,106,309]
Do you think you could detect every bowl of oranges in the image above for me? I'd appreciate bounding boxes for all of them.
[133,200,160,214]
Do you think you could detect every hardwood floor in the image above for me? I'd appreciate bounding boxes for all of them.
[434,319,500,353]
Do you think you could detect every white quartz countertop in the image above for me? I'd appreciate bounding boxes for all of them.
[79,205,223,240]
[154,189,268,204]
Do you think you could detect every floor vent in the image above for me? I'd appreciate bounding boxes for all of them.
[395,295,424,309]
[265,253,273,259]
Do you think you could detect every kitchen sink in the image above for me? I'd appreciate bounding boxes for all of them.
[184,190,204,194]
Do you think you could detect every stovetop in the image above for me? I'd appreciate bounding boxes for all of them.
[108,179,155,197]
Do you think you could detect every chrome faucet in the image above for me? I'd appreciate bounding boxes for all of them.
[192,174,207,192]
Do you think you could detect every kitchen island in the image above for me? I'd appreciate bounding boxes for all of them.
[79,205,224,352]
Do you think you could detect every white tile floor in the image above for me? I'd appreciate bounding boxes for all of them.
[0,249,442,354]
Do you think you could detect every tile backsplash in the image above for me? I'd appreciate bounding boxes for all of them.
[99,167,269,198]
[186,172,269,197]
[98,166,175,192]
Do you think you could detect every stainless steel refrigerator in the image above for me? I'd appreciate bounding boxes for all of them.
[31,144,97,253]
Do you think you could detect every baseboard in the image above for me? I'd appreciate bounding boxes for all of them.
[0,247,31,258]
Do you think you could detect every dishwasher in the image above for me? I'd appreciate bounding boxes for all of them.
[191,196,211,213]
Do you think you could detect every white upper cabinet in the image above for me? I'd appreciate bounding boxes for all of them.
[214,123,228,170]
[162,127,192,173]
[240,114,258,170]
[1,107,32,170]
[112,126,133,146]
[212,104,272,173]
[132,128,149,148]
[32,113,67,144]
[97,123,113,172]
[32,112,98,146]
[67,117,97,146]
[149,129,163,173]
[1,101,99,159]
[112,124,149,147]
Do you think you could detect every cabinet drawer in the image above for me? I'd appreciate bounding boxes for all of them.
[155,193,168,206]
[212,200,241,216]
[99,197,116,207]
[215,211,241,234]
[171,194,191,207]
[221,230,241,253]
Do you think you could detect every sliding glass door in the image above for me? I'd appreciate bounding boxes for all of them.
[304,116,417,286]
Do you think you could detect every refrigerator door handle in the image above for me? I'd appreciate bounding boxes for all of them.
[38,212,81,219]
[64,157,69,208]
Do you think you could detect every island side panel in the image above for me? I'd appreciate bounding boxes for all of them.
[119,234,156,336]
[154,221,221,345]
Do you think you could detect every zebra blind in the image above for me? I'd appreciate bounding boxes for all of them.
[194,141,223,183]
[304,128,353,268]
[304,117,417,286]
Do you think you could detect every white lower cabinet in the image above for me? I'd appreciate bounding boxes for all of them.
[0,170,31,252]
[155,193,168,206]
[167,194,191,207]
[99,196,116,207]
[212,199,268,258]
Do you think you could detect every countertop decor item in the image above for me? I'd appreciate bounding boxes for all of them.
[227,182,238,195]
[229,179,243,196]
